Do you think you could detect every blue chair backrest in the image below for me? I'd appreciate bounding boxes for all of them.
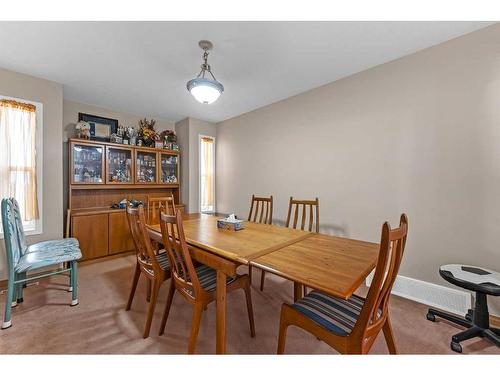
[1,198,27,271]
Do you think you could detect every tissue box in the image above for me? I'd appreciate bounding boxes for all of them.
[217,219,244,231]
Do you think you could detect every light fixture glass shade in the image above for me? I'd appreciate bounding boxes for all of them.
[187,78,224,104]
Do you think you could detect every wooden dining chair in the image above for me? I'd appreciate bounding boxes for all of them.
[158,210,256,354]
[147,195,176,225]
[125,204,171,338]
[259,196,319,292]
[247,195,273,286]
[277,213,408,354]
[146,195,176,296]
[247,195,273,224]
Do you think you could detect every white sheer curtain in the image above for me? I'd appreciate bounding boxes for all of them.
[0,99,39,221]
[200,136,215,213]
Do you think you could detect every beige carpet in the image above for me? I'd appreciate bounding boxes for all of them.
[0,254,498,354]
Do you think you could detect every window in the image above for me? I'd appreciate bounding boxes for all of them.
[199,135,215,213]
[0,96,43,236]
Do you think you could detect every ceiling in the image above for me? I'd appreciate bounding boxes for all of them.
[0,21,493,123]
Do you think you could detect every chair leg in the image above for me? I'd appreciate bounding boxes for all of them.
[382,316,398,354]
[126,263,141,311]
[244,281,256,337]
[187,302,204,354]
[2,271,15,329]
[16,272,25,303]
[260,270,266,291]
[143,279,160,339]
[277,304,291,354]
[146,279,152,303]
[70,261,78,306]
[159,280,176,336]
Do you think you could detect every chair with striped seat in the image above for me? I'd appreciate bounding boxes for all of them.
[277,213,408,354]
[125,204,171,339]
[158,209,255,354]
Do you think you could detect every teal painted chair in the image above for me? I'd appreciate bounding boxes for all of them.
[1,198,82,329]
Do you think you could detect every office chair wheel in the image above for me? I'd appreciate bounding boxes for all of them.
[426,312,436,322]
[450,341,462,353]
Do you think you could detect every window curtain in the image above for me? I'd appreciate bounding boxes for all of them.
[200,137,214,212]
[0,99,39,221]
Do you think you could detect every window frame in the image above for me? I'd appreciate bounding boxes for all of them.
[0,95,43,238]
[198,134,216,214]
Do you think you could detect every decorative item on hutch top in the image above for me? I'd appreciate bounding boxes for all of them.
[138,118,158,147]
[127,126,138,146]
[75,121,91,139]
[78,113,118,142]
[160,129,179,151]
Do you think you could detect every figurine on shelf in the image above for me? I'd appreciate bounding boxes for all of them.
[75,121,91,139]
[126,126,138,146]
[110,133,122,144]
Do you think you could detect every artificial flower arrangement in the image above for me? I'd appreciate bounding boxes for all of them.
[138,118,159,147]
[159,129,180,150]
[160,129,177,143]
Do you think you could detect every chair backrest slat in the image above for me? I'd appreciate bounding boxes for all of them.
[247,195,273,225]
[285,197,320,233]
[147,195,176,225]
[353,214,408,347]
[1,198,27,270]
[126,204,163,276]
[159,210,202,299]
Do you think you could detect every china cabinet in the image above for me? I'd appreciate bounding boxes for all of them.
[68,138,184,261]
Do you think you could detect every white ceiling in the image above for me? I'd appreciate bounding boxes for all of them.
[0,22,493,123]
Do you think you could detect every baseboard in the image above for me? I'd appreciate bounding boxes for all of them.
[366,272,472,316]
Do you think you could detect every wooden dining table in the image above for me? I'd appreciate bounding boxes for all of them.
[147,213,379,354]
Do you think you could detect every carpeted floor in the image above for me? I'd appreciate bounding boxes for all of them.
[0,254,498,354]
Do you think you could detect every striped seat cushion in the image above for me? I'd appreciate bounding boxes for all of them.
[156,251,170,271]
[195,264,236,292]
[291,290,366,336]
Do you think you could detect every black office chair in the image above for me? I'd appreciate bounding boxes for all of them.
[426,264,500,353]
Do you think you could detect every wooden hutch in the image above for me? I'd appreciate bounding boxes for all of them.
[68,138,184,261]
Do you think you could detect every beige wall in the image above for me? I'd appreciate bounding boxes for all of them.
[216,24,500,314]
[62,100,175,213]
[0,67,64,280]
[175,118,190,209]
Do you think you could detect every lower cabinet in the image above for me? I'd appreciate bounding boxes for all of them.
[71,205,185,261]
[108,212,135,255]
[72,214,109,261]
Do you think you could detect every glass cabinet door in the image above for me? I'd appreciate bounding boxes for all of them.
[107,146,133,184]
[160,153,179,184]
[71,143,104,184]
[135,151,157,183]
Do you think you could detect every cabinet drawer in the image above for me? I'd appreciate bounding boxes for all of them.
[108,211,135,254]
[72,213,109,260]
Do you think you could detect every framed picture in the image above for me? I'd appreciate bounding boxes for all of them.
[78,113,118,142]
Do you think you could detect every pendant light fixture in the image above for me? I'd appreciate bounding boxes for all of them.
[187,40,224,104]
